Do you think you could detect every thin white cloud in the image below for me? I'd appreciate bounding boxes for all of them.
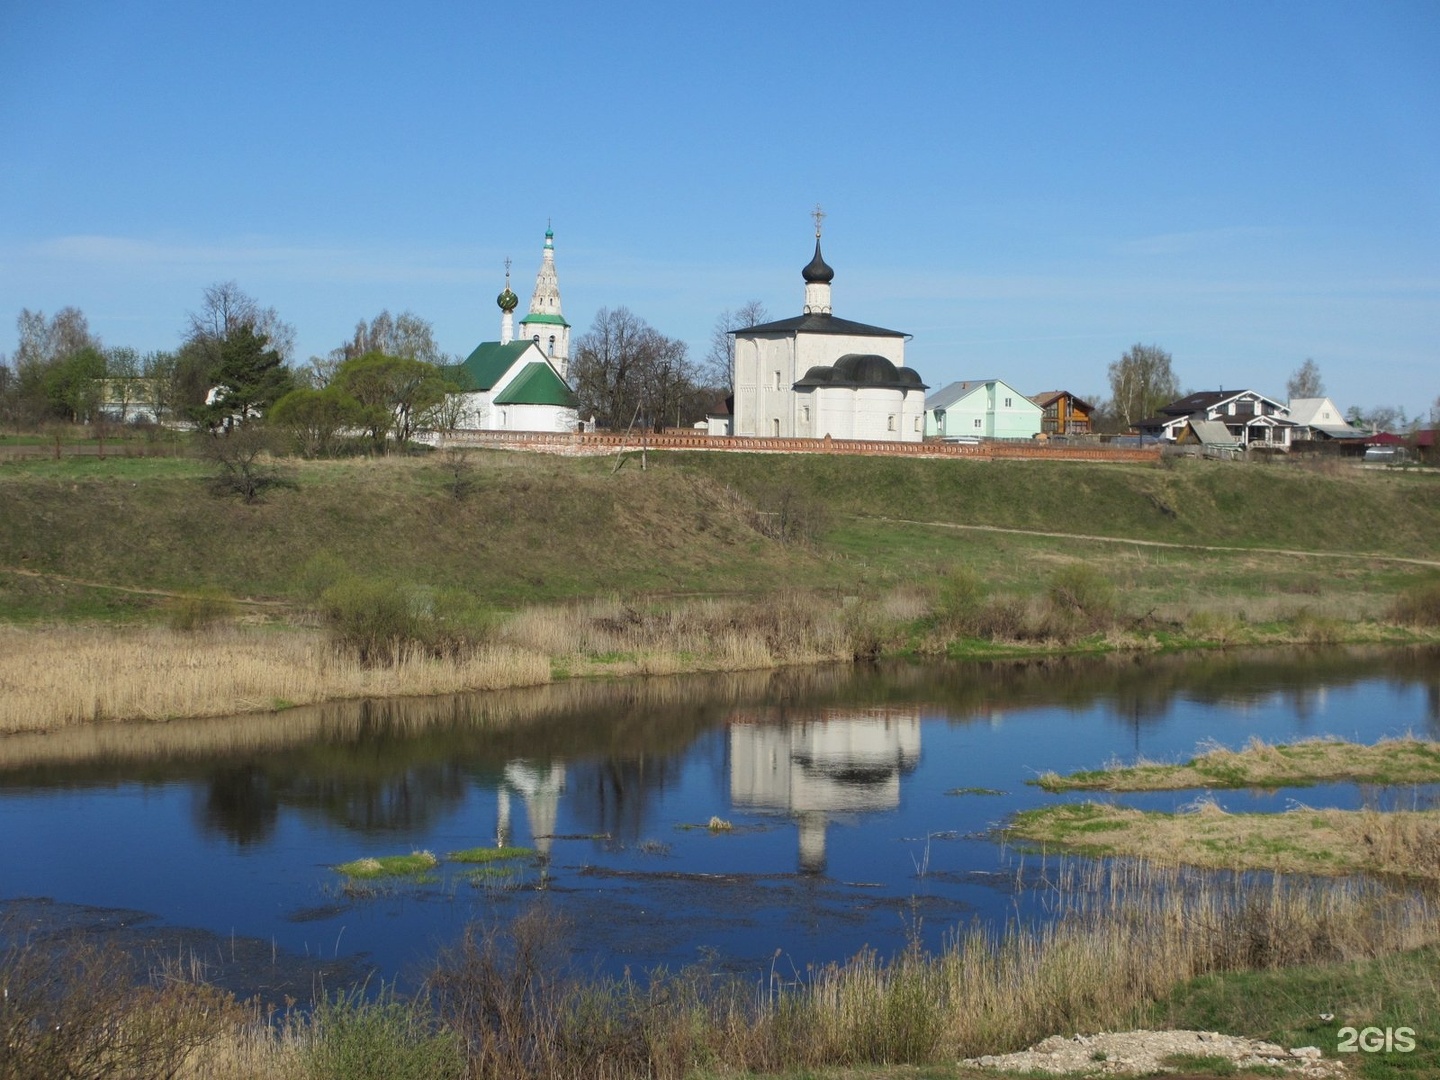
[18,234,490,285]
[1118,225,1285,256]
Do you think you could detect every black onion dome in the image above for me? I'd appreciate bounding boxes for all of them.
[497,286,519,313]
[802,238,835,284]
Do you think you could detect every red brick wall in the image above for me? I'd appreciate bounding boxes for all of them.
[437,430,1161,465]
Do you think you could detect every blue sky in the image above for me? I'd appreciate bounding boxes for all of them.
[2,1,1436,416]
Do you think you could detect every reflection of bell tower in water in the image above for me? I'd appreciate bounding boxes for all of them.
[496,760,566,856]
[729,708,921,873]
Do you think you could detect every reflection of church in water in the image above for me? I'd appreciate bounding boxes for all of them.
[495,761,566,856]
[729,707,921,873]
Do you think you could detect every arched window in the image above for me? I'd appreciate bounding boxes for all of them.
[548,335,556,356]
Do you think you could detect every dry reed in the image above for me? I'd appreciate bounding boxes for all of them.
[0,624,550,734]
[1039,734,1440,792]
[1010,801,1440,879]
[8,860,1437,1079]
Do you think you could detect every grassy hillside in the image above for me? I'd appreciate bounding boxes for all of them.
[2,449,1438,624]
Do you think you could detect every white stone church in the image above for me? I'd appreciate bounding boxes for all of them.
[730,220,928,442]
[446,227,578,432]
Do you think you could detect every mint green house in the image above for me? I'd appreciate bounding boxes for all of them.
[924,379,1042,440]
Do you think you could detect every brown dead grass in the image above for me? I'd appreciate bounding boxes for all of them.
[1038,735,1440,792]
[1009,800,1440,879]
[0,623,551,734]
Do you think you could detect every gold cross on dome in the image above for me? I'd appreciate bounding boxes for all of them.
[504,256,512,283]
[812,204,826,237]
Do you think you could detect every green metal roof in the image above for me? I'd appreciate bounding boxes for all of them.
[518,312,570,327]
[493,362,577,407]
[448,340,535,391]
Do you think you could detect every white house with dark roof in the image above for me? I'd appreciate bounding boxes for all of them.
[445,230,578,432]
[730,219,928,441]
[1136,389,1294,449]
[925,379,1042,440]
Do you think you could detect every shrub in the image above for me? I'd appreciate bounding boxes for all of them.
[195,422,287,503]
[0,932,241,1080]
[1046,564,1117,632]
[166,586,237,631]
[318,578,496,665]
[304,988,465,1080]
[1390,577,1440,629]
[750,484,830,546]
[934,566,987,630]
[294,552,351,604]
[319,579,426,665]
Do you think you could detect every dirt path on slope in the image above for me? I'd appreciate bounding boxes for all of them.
[0,565,290,607]
[884,518,1440,569]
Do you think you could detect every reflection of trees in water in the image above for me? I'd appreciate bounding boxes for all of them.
[921,647,1440,734]
[194,761,472,844]
[6,646,1440,847]
[565,749,699,841]
[194,765,277,846]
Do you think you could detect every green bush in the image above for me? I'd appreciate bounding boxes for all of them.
[318,578,496,665]
[166,586,237,631]
[304,989,465,1080]
[1390,577,1440,628]
[320,579,426,664]
[935,566,987,630]
[1045,564,1117,631]
[294,552,351,604]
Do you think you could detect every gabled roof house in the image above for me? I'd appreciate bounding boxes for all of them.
[1287,398,1367,443]
[1136,389,1294,449]
[925,379,1042,440]
[1031,390,1094,436]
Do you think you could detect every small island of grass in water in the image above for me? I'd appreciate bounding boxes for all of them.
[334,850,439,879]
[1007,800,1440,879]
[1034,735,1440,792]
[446,845,536,864]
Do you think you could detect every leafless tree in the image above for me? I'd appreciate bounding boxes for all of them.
[571,308,705,431]
[637,332,701,431]
[185,281,296,364]
[340,310,446,364]
[14,307,99,371]
[701,299,768,393]
[571,306,653,429]
[100,345,141,422]
[1286,359,1325,400]
[1107,343,1180,430]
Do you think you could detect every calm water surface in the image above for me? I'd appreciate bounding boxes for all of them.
[2,647,1436,993]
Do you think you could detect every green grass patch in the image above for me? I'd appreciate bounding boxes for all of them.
[1146,946,1440,1079]
[445,845,535,864]
[334,851,439,879]
[1158,1052,1240,1074]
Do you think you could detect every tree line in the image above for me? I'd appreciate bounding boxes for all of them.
[2,287,1431,443]
[0,285,755,444]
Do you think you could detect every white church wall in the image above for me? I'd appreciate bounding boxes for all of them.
[852,386,898,441]
[901,389,926,441]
